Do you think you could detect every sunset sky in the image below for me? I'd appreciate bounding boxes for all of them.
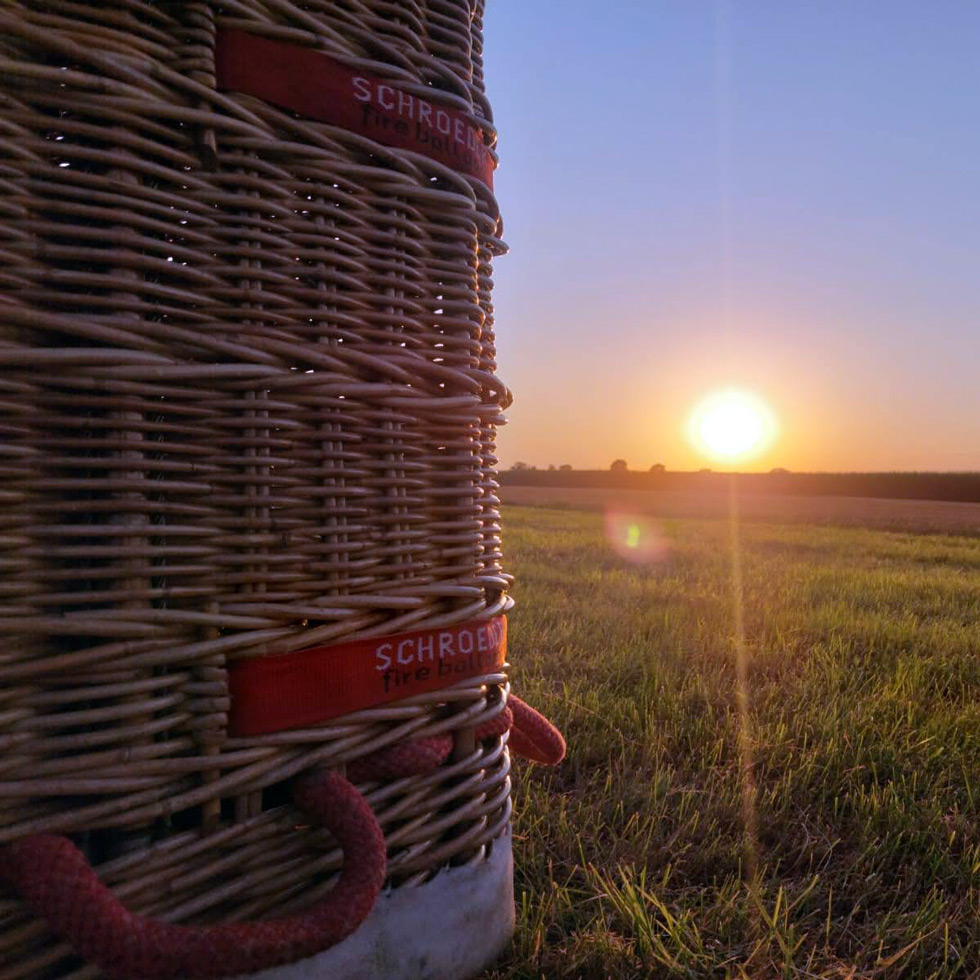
[483,2,979,472]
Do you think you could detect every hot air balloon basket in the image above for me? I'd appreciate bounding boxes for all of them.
[0,1,525,977]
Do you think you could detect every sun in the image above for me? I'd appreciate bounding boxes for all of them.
[689,389,776,463]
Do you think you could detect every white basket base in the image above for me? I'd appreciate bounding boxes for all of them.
[230,830,514,980]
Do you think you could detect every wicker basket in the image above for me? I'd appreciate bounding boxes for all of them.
[0,3,519,977]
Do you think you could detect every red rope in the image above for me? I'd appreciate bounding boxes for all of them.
[0,695,563,979]
[506,697,567,766]
[0,770,385,980]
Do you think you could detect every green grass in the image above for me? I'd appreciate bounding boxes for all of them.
[484,506,980,979]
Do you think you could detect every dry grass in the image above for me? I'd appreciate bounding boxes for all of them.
[500,487,980,537]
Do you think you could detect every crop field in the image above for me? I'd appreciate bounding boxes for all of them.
[485,505,980,979]
[500,486,980,537]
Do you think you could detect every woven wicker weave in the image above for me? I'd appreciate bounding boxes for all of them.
[0,2,513,976]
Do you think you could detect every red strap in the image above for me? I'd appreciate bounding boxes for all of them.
[215,27,495,187]
[229,616,507,736]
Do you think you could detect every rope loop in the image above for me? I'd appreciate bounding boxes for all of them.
[0,770,385,980]
[0,695,563,978]
[507,696,567,766]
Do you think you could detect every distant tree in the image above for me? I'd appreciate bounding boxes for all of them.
[510,461,529,471]
[699,467,712,474]
[559,464,572,471]
[770,467,790,475]
[610,459,628,472]
[649,463,666,473]
[548,464,556,471]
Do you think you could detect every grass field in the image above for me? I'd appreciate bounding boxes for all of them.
[485,505,980,979]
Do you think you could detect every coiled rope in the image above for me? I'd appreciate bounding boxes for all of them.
[0,696,563,980]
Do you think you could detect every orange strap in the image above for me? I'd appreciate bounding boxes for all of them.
[215,27,496,187]
[229,616,507,736]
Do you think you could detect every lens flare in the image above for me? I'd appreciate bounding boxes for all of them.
[688,389,776,463]
[605,511,669,564]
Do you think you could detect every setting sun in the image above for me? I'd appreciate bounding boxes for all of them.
[689,390,777,464]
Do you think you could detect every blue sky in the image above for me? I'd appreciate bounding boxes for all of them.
[482,1,979,471]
